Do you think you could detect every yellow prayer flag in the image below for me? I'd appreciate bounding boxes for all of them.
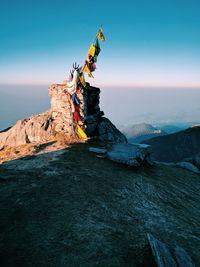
[88,44,96,57]
[79,74,86,87]
[96,29,105,42]
[82,64,94,78]
[77,125,87,139]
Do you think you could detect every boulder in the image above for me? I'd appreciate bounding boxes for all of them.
[0,111,55,149]
[107,143,152,167]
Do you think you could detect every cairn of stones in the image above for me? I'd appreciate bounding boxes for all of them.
[0,81,126,149]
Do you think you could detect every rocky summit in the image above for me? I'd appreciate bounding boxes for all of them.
[0,81,199,266]
[0,82,126,151]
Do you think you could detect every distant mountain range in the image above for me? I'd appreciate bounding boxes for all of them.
[143,125,200,163]
[121,123,167,143]
[156,124,183,134]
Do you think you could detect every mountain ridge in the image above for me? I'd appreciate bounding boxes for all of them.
[122,123,167,143]
[143,125,200,163]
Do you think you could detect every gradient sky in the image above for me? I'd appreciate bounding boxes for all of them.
[1,0,200,87]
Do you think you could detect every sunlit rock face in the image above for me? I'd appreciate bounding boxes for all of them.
[0,83,127,149]
[48,83,75,135]
[0,111,54,149]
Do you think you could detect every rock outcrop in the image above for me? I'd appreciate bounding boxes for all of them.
[0,111,54,148]
[0,83,127,149]
[107,143,153,167]
[88,143,153,167]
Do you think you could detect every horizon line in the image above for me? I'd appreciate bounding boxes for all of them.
[0,82,200,89]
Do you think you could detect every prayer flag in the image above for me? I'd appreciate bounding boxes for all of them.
[95,39,101,56]
[77,125,87,139]
[79,73,86,87]
[97,29,105,42]
[88,44,96,57]
[82,64,94,78]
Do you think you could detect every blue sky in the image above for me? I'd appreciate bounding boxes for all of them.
[1,0,200,87]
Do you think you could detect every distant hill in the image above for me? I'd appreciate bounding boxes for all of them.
[143,125,200,162]
[122,123,167,143]
[155,122,199,134]
[157,125,183,134]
